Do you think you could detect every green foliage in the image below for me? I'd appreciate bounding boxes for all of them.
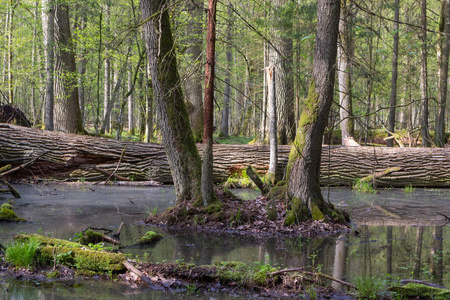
[214,135,254,145]
[306,285,318,300]
[354,276,386,299]
[5,235,41,269]
[223,168,257,189]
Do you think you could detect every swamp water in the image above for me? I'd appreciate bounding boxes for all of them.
[0,183,449,299]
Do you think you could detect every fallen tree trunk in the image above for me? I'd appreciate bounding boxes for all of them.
[1,124,450,187]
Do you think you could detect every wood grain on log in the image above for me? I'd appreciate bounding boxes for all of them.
[1,124,450,187]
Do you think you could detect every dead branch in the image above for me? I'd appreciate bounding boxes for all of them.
[246,166,268,195]
[0,178,20,198]
[0,151,49,177]
[123,260,153,285]
[266,268,356,289]
[93,167,130,182]
[359,167,403,183]
[106,146,127,184]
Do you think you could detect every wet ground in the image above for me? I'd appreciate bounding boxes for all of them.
[0,183,449,299]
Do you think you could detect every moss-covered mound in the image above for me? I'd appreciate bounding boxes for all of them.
[389,283,450,300]
[13,234,125,273]
[137,231,163,245]
[0,203,26,222]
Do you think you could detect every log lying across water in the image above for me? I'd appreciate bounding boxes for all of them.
[0,124,449,187]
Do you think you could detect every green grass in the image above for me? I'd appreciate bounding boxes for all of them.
[353,180,377,194]
[354,276,386,299]
[5,235,41,269]
[403,184,415,193]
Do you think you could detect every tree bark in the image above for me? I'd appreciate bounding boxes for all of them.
[184,0,204,142]
[4,125,450,188]
[53,2,84,133]
[420,0,430,147]
[43,0,54,131]
[435,0,450,147]
[387,0,399,148]
[219,5,232,138]
[201,0,217,206]
[140,0,202,203]
[338,0,354,143]
[285,0,345,225]
[266,66,277,183]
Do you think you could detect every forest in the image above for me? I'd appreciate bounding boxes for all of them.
[0,0,449,148]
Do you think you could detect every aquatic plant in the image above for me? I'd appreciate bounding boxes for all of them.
[354,276,386,299]
[306,285,318,300]
[353,180,377,194]
[403,184,415,193]
[5,235,41,269]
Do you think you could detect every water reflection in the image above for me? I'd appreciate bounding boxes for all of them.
[0,184,449,299]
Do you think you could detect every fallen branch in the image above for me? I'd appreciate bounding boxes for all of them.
[359,167,403,183]
[123,260,153,285]
[93,167,130,182]
[0,151,49,177]
[106,146,127,184]
[0,178,20,198]
[246,166,268,195]
[266,268,356,289]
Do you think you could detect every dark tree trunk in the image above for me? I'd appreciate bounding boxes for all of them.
[435,0,450,147]
[43,0,54,131]
[53,3,83,133]
[219,5,232,138]
[420,0,430,147]
[201,0,217,206]
[387,0,399,148]
[285,0,346,225]
[140,0,202,203]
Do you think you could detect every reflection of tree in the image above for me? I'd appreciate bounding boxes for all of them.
[430,226,444,286]
[386,226,392,275]
[413,227,424,278]
[332,234,347,290]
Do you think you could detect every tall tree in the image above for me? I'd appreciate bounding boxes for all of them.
[53,2,84,133]
[184,0,204,142]
[266,65,277,183]
[435,0,450,147]
[140,0,202,202]
[387,0,400,147]
[43,0,54,131]
[201,0,218,206]
[337,0,354,143]
[219,5,232,138]
[420,0,430,147]
[285,0,347,224]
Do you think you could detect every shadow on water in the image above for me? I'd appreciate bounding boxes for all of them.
[0,183,449,298]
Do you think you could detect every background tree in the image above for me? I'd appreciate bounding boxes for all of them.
[387,0,399,147]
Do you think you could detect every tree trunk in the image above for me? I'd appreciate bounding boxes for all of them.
[338,0,354,143]
[420,0,430,147]
[266,66,277,183]
[219,5,232,138]
[184,0,204,142]
[103,1,111,134]
[53,2,84,133]
[4,125,450,187]
[435,0,450,147]
[387,0,399,147]
[285,0,346,224]
[140,0,202,203]
[43,0,54,131]
[201,0,217,206]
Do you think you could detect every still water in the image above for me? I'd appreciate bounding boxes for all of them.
[0,183,449,299]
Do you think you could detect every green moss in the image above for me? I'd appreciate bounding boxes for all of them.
[310,203,325,221]
[389,283,450,300]
[79,230,105,245]
[15,234,82,248]
[284,197,309,225]
[1,203,13,210]
[205,201,223,214]
[214,261,277,286]
[0,207,26,222]
[39,246,125,272]
[137,231,163,245]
